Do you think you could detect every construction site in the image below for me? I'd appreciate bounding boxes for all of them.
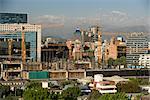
[0,13,149,89]
[0,22,104,81]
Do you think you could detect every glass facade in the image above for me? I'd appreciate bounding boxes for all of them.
[0,13,27,24]
[0,32,37,61]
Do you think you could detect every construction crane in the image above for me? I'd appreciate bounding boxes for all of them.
[21,26,26,63]
[8,38,14,61]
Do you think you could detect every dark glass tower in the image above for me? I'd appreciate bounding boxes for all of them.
[0,13,27,24]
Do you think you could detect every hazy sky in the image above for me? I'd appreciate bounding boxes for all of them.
[0,0,149,38]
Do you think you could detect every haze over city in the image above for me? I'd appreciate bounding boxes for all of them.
[0,0,150,99]
[0,0,149,38]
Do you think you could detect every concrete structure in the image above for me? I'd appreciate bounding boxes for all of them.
[1,61,23,81]
[126,32,148,65]
[102,40,109,66]
[116,42,126,58]
[108,37,118,59]
[49,69,86,80]
[41,40,68,64]
[66,26,102,69]
[0,13,27,24]
[102,37,126,64]
[0,24,41,62]
[74,60,92,69]
[0,61,42,80]
[97,31,102,65]
[139,54,150,68]
[72,40,82,60]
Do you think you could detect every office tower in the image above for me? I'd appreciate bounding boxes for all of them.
[0,13,27,24]
[0,24,41,62]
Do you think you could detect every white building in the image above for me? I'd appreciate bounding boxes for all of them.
[0,24,41,62]
[139,54,150,68]
[89,74,117,94]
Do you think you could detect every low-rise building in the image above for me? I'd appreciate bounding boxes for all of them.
[89,74,117,94]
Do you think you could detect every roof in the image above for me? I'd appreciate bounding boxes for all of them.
[103,75,129,83]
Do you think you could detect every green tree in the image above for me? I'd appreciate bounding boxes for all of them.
[16,89,23,97]
[120,56,126,67]
[108,58,114,68]
[88,90,101,100]
[116,58,121,68]
[113,58,119,68]
[4,95,18,100]
[25,81,41,89]
[0,84,10,98]
[23,87,49,100]
[99,92,128,100]
[129,78,150,85]
[23,82,49,100]
[61,86,81,100]
[49,92,60,100]
[60,80,78,88]
[117,81,141,93]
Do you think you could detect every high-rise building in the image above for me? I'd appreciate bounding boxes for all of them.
[126,32,148,65]
[0,24,41,62]
[0,13,27,24]
[148,39,150,54]
[139,54,150,68]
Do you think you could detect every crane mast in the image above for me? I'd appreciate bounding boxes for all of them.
[21,26,26,63]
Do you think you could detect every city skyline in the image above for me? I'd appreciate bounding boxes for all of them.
[0,0,149,38]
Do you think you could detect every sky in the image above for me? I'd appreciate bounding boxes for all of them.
[0,0,149,38]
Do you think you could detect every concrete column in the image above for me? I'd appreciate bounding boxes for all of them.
[66,70,68,79]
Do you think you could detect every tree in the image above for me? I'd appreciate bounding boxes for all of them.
[113,58,119,68]
[60,80,78,88]
[129,78,150,85]
[23,82,49,100]
[88,90,101,100]
[119,56,126,67]
[108,58,114,68]
[117,81,141,93]
[99,92,128,100]
[16,89,23,97]
[0,84,10,98]
[49,92,60,100]
[61,86,81,100]
[25,81,41,89]
[4,95,18,100]
[23,87,49,100]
